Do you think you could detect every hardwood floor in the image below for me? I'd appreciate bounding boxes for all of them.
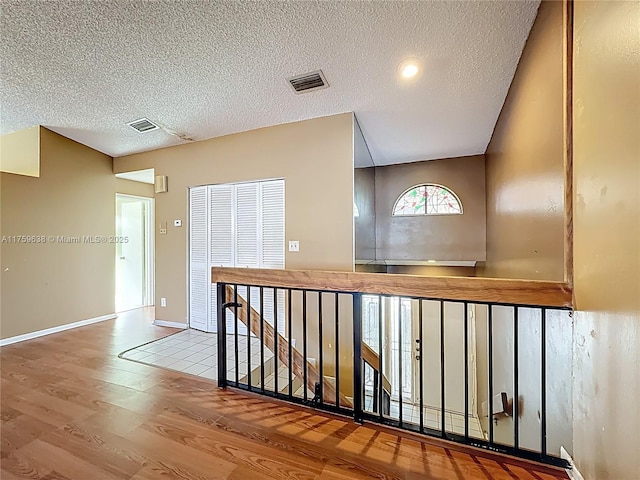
[1,308,569,480]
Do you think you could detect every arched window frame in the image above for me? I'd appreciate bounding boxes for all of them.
[392,183,463,216]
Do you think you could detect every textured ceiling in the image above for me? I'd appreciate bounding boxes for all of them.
[1,1,540,166]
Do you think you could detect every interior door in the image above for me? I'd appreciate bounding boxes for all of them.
[420,300,476,414]
[189,187,209,331]
[116,200,145,312]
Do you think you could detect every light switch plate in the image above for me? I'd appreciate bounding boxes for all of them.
[288,240,299,252]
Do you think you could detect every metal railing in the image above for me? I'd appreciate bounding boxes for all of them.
[214,268,573,469]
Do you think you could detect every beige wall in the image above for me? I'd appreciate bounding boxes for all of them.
[375,155,486,262]
[572,1,640,479]
[354,167,376,261]
[114,114,355,324]
[481,0,565,281]
[0,125,40,177]
[115,178,154,198]
[1,128,115,339]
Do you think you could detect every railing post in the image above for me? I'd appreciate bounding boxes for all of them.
[352,292,363,423]
[216,282,227,389]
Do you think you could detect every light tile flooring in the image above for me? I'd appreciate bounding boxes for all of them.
[121,328,219,379]
[364,394,486,439]
[122,328,486,440]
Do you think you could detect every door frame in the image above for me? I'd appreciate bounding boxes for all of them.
[115,194,155,309]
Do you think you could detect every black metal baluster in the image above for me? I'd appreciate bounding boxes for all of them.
[464,302,469,439]
[260,287,265,393]
[541,308,547,457]
[514,307,519,450]
[335,292,340,408]
[303,290,308,402]
[488,305,494,445]
[318,293,323,405]
[274,288,279,396]
[246,288,252,391]
[418,299,424,433]
[398,297,403,426]
[234,286,239,386]
[440,300,446,437]
[378,295,384,421]
[216,282,227,388]
[288,289,293,400]
[353,293,363,423]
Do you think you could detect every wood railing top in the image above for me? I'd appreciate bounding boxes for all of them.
[212,268,573,308]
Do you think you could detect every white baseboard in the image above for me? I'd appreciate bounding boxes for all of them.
[561,446,585,480]
[153,320,187,329]
[0,313,117,346]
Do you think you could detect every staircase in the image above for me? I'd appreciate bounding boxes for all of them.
[224,284,351,406]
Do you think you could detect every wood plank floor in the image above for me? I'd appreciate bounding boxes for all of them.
[1,308,569,480]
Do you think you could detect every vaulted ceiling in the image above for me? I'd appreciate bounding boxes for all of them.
[1,0,540,166]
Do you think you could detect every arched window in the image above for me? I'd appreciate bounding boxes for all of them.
[392,184,462,216]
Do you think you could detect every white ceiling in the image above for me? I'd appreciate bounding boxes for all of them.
[1,1,540,166]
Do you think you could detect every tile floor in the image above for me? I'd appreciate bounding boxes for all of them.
[121,328,218,378]
[364,394,486,439]
[122,328,486,440]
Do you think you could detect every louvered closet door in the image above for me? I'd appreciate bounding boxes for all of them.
[209,184,234,333]
[189,187,209,331]
[231,182,259,335]
[260,180,286,335]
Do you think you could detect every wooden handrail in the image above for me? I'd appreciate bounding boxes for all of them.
[361,342,392,394]
[223,285,353,407]
[212,268,573,308]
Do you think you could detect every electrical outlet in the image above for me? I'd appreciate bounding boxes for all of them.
[288,240,299,252]
[160,297,166,307]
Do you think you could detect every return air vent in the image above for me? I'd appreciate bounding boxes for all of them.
[288,70,329,94]
[127,118,159,133]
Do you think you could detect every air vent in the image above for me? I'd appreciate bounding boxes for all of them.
[127,118,159,133]
[288,70,329,94]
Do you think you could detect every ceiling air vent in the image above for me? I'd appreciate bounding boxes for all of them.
[288,70,329,94]
[127,118,159,133]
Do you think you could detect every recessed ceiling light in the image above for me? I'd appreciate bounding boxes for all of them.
[399,59,420,79]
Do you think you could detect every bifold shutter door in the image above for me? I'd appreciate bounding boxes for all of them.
[189,187,209,331]
[260,180,285,334]
[209,184,234,332]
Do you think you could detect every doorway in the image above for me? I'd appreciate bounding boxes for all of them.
[362,295,477,415]
[115,194,154,312]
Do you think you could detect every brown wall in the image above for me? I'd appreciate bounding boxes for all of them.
[354,167,376,261]
[481,0,565,281]
[1,128,116,339]
[572,1,640,478]
[375,156,486,262]
[114,114,355,324]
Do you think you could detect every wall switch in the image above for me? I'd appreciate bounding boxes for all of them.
[288,240,299,252]
[160,297,167,307]
[174,219,182,227]
[159,221,167,234]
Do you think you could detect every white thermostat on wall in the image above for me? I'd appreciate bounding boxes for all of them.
[174,219,182,227]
